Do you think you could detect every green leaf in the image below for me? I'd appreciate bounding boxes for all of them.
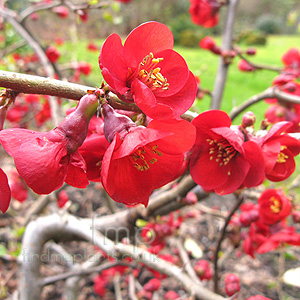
[103,12,113,23]
[136,219,148,227]
[184,238,203,258]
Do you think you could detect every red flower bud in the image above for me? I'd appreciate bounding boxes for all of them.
[101,103,137,143]
[183,191,198,205]
[143,278,161,292]
[292,210,300,223]
[46,46,60,63]
[224,273,240,296]
[165,291,180,299]
[246,48,256,55]
[242,111,256,128]
[194,260,212,280]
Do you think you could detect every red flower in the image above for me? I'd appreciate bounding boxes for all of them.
[87,42,99,52]
[258,189,291,225]
[143,278,161,292]
[57,190,69,208]
[281,47,300,74]
[194,260,212,280]
[52,6,69,18]
[9,170,28,203]
[224,273,240,296]
[0,93,98,194]
[238,59,256,72]
[46,46,60,63]
[189,0,220,28]
[257,226,300,254]
[246,296,273,300]
[100,104,196,206]
[0,168,11,213]
[190,110,265,195]
[165,291,180,300]
[99,21,197,120]
[260,121,300,181]
[199,36,221,54]
[93,275,108,297]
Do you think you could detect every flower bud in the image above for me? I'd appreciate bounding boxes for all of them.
[282,81,297,93]
[143,278,161,292]
[246,48,256,55]
[194,260,212,280]
[242,111,256,128]
[292,210,300,223]
[183,191,198,205]
[102,103,137,143]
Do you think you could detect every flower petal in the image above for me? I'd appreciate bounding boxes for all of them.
[0,168,11,213]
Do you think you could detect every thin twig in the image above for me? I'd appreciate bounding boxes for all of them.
[113,272,123,300]
[171,238,202,285]
[213,194,244,293]
[128,274,139,300]
[229,87,300,121]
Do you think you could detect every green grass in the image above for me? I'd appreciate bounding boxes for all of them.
[60,35,299,126]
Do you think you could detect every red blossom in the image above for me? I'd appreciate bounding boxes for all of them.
[165,291,180,300]
[52,6,69,18]
[99,21,197,120]
[281,47,300,74]
[45,46,60,63]
[190,110,265,195]
[246,296,273,300]
[199,36,221,54]
[143,278,161,292]
[0,93,99,195]
[87,42,99,52]
[238,59,256,72]
[100,103,196,206]
[194,259,212,280]
[260,121,300,181]
[57,190,69,208]
[258,189,291,225]
[189,0,220,28]
[93,275,108,296]
[224,273,240,296]
[0,168,11,213]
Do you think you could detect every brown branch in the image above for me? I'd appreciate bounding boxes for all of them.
[211,0,240,109]
[0,71,142,112]
[229,87,300,121]
[213,194,244,293]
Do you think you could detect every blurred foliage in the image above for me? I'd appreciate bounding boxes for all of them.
[235,30,267,46]
[178,29,204,47]
[255,14,283,34]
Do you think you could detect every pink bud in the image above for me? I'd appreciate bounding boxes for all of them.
[242,111,256,128]
[194,260,212,280]
[183,191,198,205]
[282,81,297,93]
[292,210,300,223]
[165,291,180,299]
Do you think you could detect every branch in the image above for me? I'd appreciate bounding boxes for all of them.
[211,0,240,109]
[229,87,300,120]
[213,194,244,293]
[0,70,142,112]
[0,7,62,124]
[114,243,226,300]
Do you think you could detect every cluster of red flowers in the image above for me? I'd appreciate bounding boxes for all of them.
[264,48,300,130]
[1,21,300,216]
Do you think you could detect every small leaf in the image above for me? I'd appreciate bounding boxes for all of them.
[282,267,300,287]
[103,12,113,23]
[184,238,203,258]
[136,219,148,227]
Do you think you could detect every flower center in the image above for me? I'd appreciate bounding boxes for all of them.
[127,52,169,91]
[277,145,288,163]
[130,144,163,171]
[270,196,281,213]
[207,138,237,172]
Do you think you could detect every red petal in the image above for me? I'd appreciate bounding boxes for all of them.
[0,168,11,213]
[215,155,250,195]
[243,141,265,187]
[192,110,231,132]
[132,79,174,120]
[156,71,197,118]
[64,151,89,188]
[261,139,281,174]
[124,22,174,66]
